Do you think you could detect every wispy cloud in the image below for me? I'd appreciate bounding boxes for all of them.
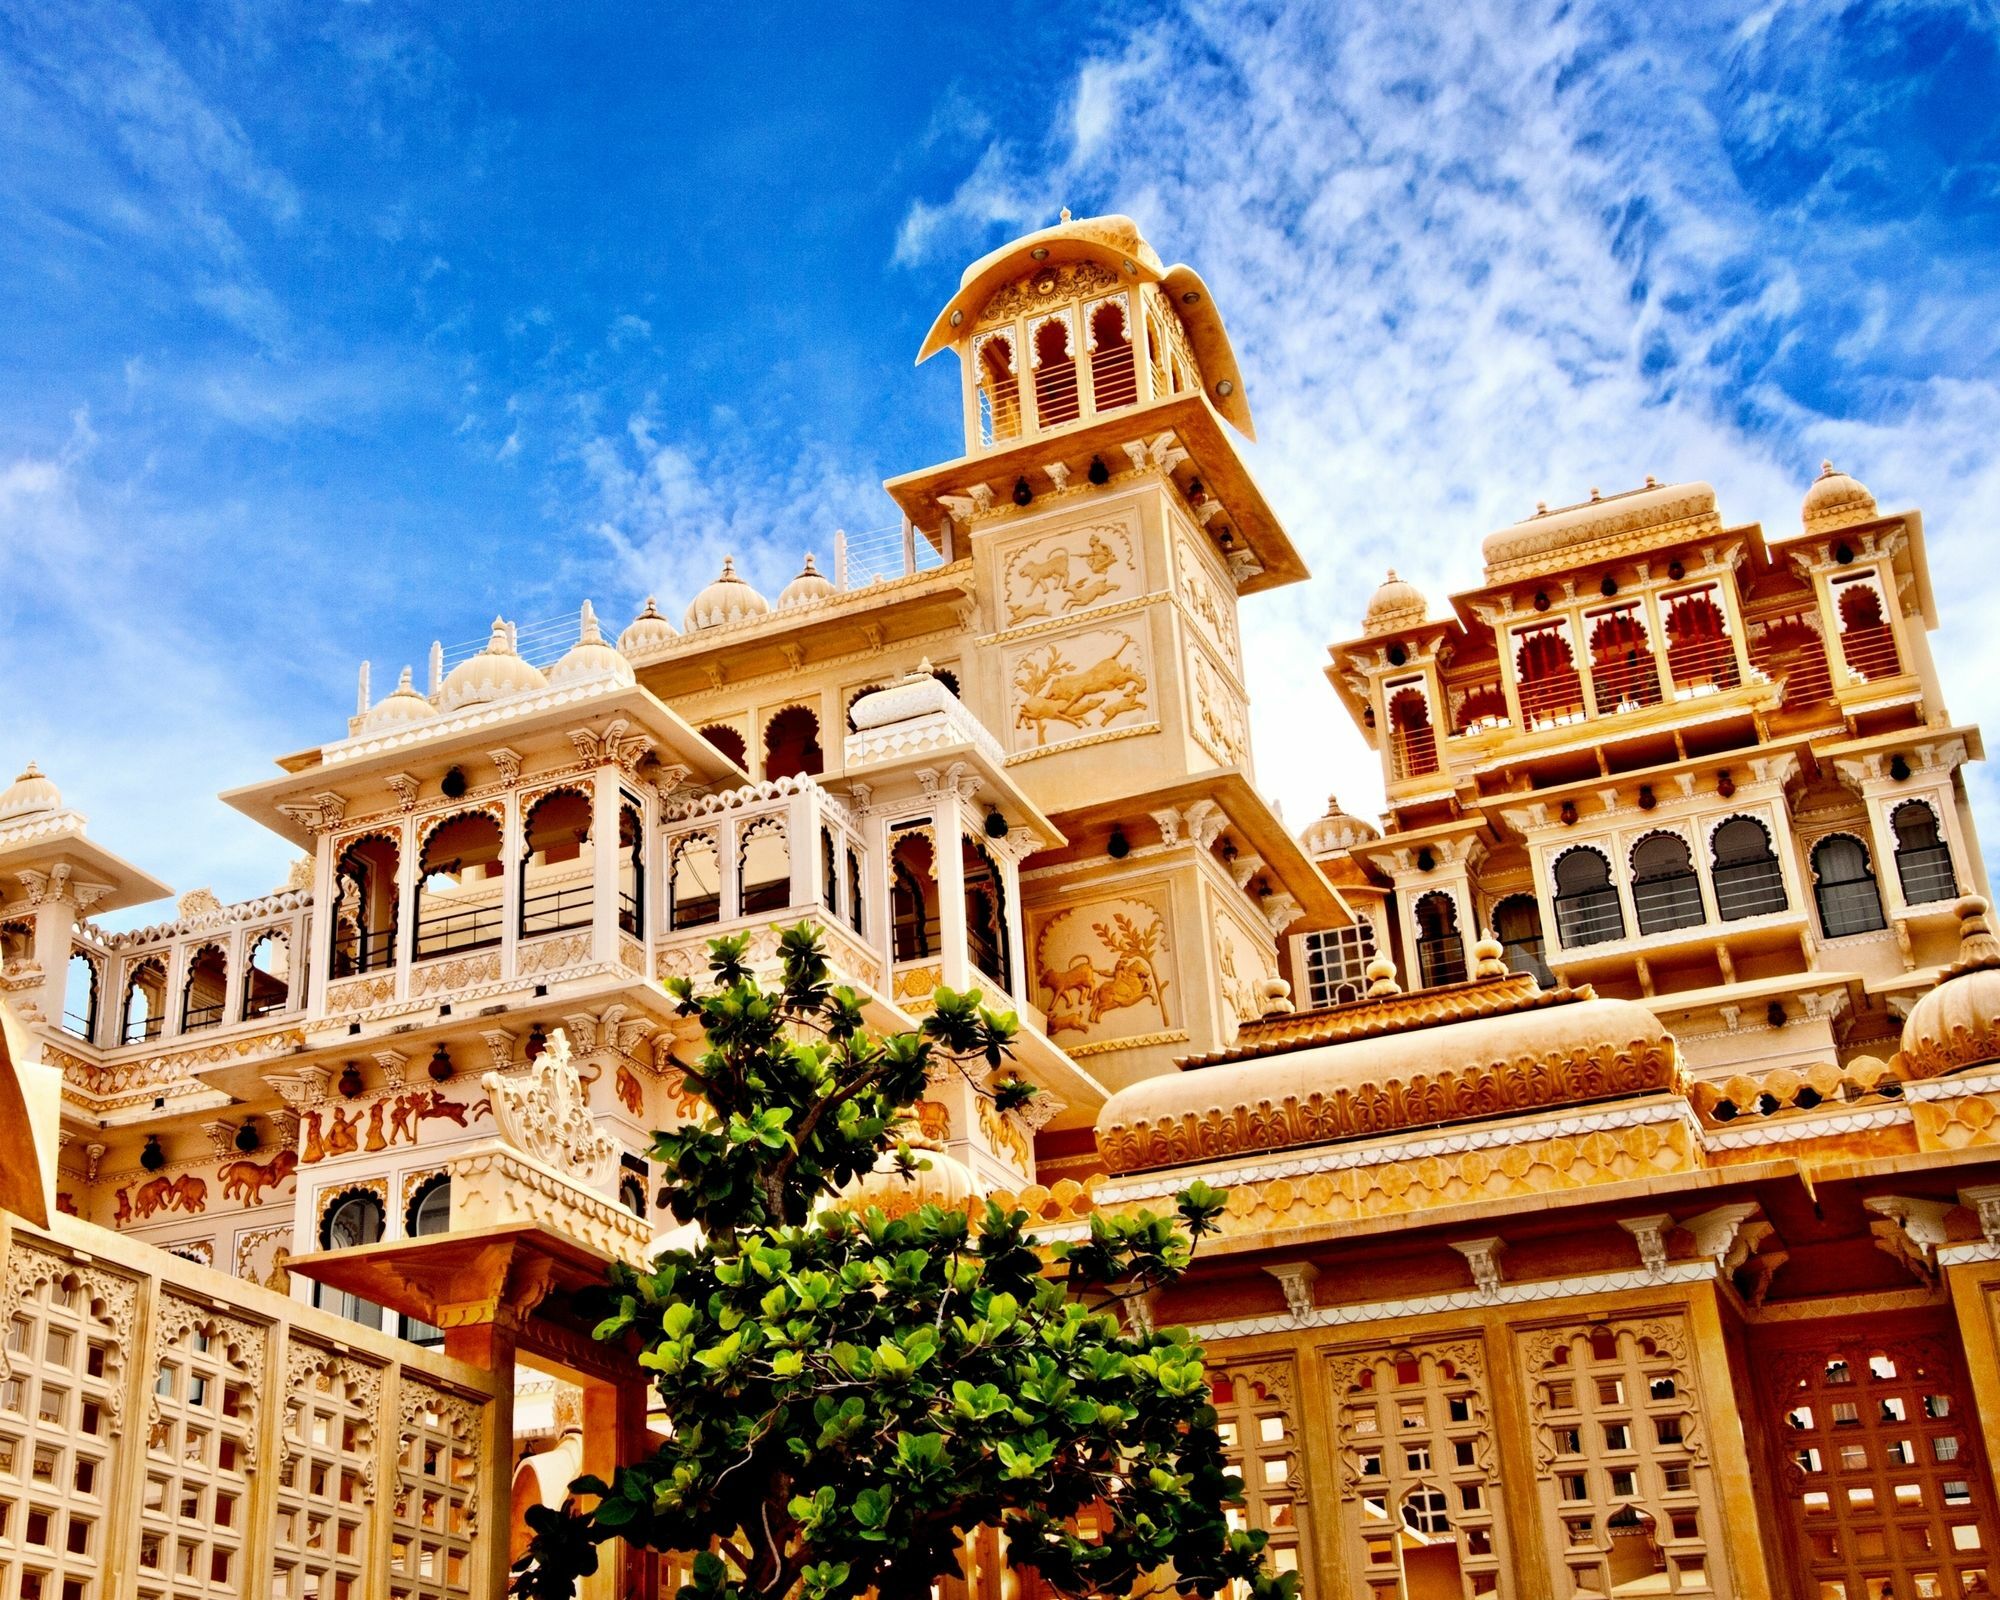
[895,0,2000,836]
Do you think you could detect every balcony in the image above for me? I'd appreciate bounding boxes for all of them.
[1838,624,1904,684]
[1665,636,1741,699]
[1517,670,1588,731]
[1590,652,1665,717]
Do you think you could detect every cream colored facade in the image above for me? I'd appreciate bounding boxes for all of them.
[3,213,2000,1600]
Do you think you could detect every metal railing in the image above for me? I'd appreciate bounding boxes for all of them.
[1632,873,1705,937]
[181,999,225,1031]
[122,1014,164,1046]
[1517,671,1587,729]
[618,889,642,938]
[521,883,593,939]
[836,521,949,589]
[1591,652,1664,715]
[1553,888,1625,949]
[1896,845,1959,907]
[1416,935,1468,989]
[414,901,503,959]
[1392,725,1440,780]
[1666,636,1741,697]
[1839,624,1903,683]
[1712,858,1788,921]
[332,926,396,978]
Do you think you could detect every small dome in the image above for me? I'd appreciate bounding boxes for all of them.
[548,601,634,688]
[778,553,836,610]
[1362,570,1426,635]
[1299,794,1380,855]
[358,667,437,732]
[439,618,550,711]
[618,596,678,656]
[1802,460,1878,535]
[1899,897,2000,1079]
[0,763,61,822]
[683,556,769,632]
[825,1135,980,1220]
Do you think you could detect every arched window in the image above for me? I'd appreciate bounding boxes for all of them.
[738,819,791,916]
[1835,579,1901,680]
[1812,834,1887,939]
[418,811,505,958]
[521,790,593,938]
[975,331,1022,445]
[1552,848,1624,948]
[1891,800,1958,906]
[1665,590,1739,694]
[619,1173,647,1218]
[700,724,747,768]
[1748,613,1831,707]
[669,833,721,930]
[1491,894,1552,984]
[122,957,166,1045]
[182,943,233,1033]
[890,830,937,962]
[1031,313,1081,429]
[407,1175,451,1236]
[243,931,290,1019]
[1088,298,1139,413]
[763,706,823,780]
[1711,816,1788,921]
[332,834,399,977]
[1403,1487,1451,1536]
[618,803,645,937]
[820,827,839,915]
[846,845,864,936]
[1630,833,1705,936]
[315,1192,385,1329]
[1514,623,1585,726]
[1413,892,1467,988]
[63,951,99,1040]
[1588,609,1662,712]
[1452,682,1508,734]
[1387,686,1438,780]
[0,920,30,969]
[931,667,961,699]
[963,839,1011,992]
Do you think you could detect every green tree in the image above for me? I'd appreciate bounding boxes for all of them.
[514,924,1291,1600]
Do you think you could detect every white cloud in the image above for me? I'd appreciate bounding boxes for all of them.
[897,0,2000,841]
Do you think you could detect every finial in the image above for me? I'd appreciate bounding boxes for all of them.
[1955,895,2000,968]
[720,555,739,579]
[1364,954,1402,998]
[487,616,509,653]
[1589,486,1602,502]
[17,762,41,781]
[1385,568,1398,581]
[1644,474,1658,488]
[1060,206,1072,223]
[1535,500,1548,515]
[1820,459,1836,476]
[396,666,415,694]
[800,552,820,575]
[638,596,662,619]
[578,599,603,644]
[1472,931,1508,981]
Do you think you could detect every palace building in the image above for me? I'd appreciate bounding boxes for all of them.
[2,213,1999,1600]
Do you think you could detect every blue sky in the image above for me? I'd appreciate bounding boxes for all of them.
[3,0,1998,915]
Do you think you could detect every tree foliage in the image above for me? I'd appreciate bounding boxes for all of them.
[514,924,1291,1600]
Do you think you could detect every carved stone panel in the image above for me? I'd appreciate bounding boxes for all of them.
[1029,894,1177,1047]
[1004,625,1153,754]
[999,520,1141,630]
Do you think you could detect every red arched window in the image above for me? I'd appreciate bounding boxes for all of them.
[1514,625,1585,726]
[1587,609,1662,712]
[1387,686,1439,779]
[1088,299,1139,413]
[1664,590,1740,693]
[1835,579,1901,680]
[1032,315,1081,429]
[1748,614,1831,708]
[763,705,823,780]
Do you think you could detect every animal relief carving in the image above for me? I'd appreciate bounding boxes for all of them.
[115,1173,208,1222]
[1035,902,1173,1040]
[218,1149,299,1204]
[1011,631,1149,747]
[1005,527,1133,626]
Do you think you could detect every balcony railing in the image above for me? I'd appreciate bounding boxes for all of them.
[1553,888,1625,949]
[1666,637,1741,698]
[618,889,642,938]
[332,927,396,979]
[1590,653,1664,715]
[1517,671,1588,729]
[414,902,502,960]
[182,999,224,1031]
[1392,725,1441,780]
[1416,935,1467,989]
[122,1015,164,1047]
[1712,858,1788,921]
[1896,845,1959,907]
[1632,873,1705,937]
[521,883,593,939]
[1839,624,1903,683]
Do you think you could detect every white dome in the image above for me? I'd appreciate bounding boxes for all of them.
[0,763,61,822]
[1362,569,1426,634]
[618,596,678,656]
[439,619,550,711]
[777,553,837,610]
[1803,460,1878,535]
[684,556,770,631]
[548,601,634,688]
[358,667,437,732]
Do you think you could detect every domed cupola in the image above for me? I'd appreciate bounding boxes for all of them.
[358,667,438,732]
[439,618,550,711]
[618,596,678,657]
[823,1131,981,1220]
[1299,793,1380,855]
[1362,570,1427,635]
[1899,897,2000,1079]
[684,556,770,632]
[777,553,836,610]
[1802,460,1878,535]
[0,762,62,823]
[548,601,634,688]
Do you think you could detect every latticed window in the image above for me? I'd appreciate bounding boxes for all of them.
[1301,923,1376,1008]
[1761,1325,1996,1600]
[276,1344,382,1600]
[1630,833,1705,937]
[1030,312,1081,429]
[1211,1362,1310,1597]
[392,1382,483,1599]
[1710,816,1788,921]
[140,1299,262,1595]
[1524,1319,1723,1600]
[1414,892,1467,988]
[1332,1341,1509,1600]
[0,1249,130,1600]
[1388,685,1439,780]
[1892,801,1958,906]
[1812,834,1887,939]
[1552,848,1624,948]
